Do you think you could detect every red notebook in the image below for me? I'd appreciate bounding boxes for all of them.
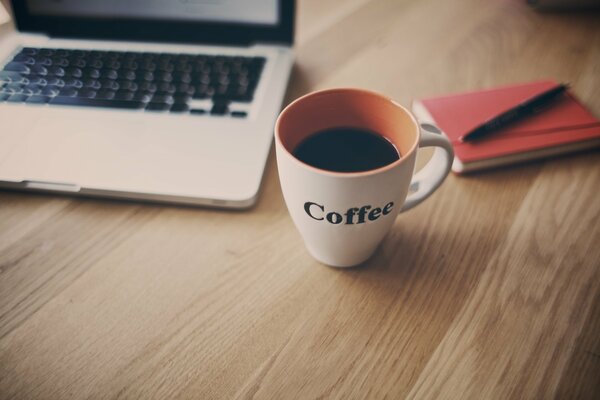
[412,80,600,173]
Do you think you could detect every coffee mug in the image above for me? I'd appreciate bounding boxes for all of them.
[275,88,454,267]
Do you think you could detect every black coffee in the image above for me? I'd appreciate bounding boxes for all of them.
[292,127,400,173]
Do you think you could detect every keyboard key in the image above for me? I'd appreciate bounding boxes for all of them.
[36,57,53,66]
[26,95,51,104]
[122,60,138,70]
[77,88,97,99]
[114,91,135,101]
[46,76,65,86]
[21,47,38,56]
[145,102,170,111]
[65,67,83,78]
[42,86,61,96]
[117,81,137,91]
[215,84,229,96]
[0,92,9,102]
[141,71,154,81]
[170,103,189,112]
[210,102,229,115]
[64,78,83,88]
[50,96,145,109]
[238,76,250,86]
[55,49,69,57]
[59,87,78,97]
[173,94,191,103]
[55,49,69,58]
[123,52,139,60]
[175,83,194,96]
[28,76,47,85]
[84,68,101,79]
[151,94,174,104]
[100,80,120,91]
[139,82,157,93]
[4,83,24,93]
[6,94,29,102]
[106,51,121,60]
[30,65,48,75]
[141,61,156,72]
[175,64,192,74]
[71,58,87,68]
[133,92,153,103]
[90,50,106,58]
[157,82,175,94]
[89,59,103,69]
[49,66,65,77]
[4,62,30,74]
[0,71,26,83]
[83,79,101,89]
[197,73,211,85]
[119,70,136,81]
[156,71,173,82]
[53,58,70,67]
[40,48,54,57]
[190,108,206,115]
[96,89,116,100]
[104,69,118,80]
[173,72,192,84]
[73,50,90,58]
[13,54,36,64]
[23,85,43,95]
[192,84,213,99]
[157,63,174,73]
[230,111,247,118]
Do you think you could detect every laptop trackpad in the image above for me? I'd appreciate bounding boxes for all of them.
[2,115,189,191]
[4,116,144,183]
[1,113,249,198]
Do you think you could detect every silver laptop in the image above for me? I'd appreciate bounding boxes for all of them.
[0,0,294,208]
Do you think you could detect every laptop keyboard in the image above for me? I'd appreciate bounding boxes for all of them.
[0,47,266,117]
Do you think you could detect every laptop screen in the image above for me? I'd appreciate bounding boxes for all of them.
[25,0,279,26]
[12,0,293,45]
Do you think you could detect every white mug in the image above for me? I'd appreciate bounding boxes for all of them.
[275,88,454,267]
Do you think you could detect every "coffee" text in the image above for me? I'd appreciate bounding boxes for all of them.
[304,201,394,224]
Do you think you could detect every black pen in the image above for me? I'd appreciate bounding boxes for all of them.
[459,83,569,142]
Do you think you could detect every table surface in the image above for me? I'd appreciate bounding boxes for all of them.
[1,0,600,399]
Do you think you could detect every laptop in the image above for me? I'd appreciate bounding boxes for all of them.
[0,0,294,208]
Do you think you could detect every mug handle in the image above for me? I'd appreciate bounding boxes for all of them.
[400,123,454,212]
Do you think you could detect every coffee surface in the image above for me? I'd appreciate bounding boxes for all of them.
[292,127,400,173]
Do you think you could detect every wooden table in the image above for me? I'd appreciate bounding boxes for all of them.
[1,1,599,398]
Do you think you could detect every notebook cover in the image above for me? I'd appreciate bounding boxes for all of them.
[419,80,600,163]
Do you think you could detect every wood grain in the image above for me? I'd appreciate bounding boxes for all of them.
[1,0,599,399]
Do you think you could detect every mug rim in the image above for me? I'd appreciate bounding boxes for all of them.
[275,88,420,178]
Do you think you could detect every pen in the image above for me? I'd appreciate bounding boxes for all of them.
[459,83,569,142]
